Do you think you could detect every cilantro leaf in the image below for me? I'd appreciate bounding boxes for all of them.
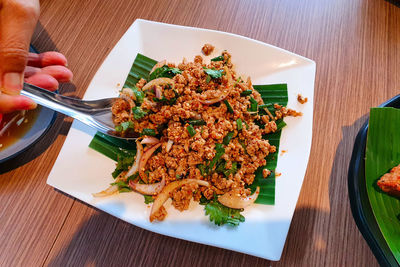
[119,188,132,193]
[223,161,238,177]
[204,201,245,226]
[198,144,225,176]
[129,86,145,103]
[112,156,134,178]
[110,180,132,193]
[126,172,139,182]
[203,68,224,79]
[120,121,134,131]
[132,106,147,119]
[144,195,155,204]
[149,65,182,81]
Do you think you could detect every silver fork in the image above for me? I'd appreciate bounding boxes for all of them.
[21,83,136,140]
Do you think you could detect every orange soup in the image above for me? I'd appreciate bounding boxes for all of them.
[0,108,40,150]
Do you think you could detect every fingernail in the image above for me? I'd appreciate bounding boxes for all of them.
[3,72,23,95]
[21,98,37,110]
[27,101,37,110]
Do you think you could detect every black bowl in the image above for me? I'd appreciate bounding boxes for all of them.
[0,46,57,164]
[348,94,400,267]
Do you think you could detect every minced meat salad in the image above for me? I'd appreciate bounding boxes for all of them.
[93,46,301,223]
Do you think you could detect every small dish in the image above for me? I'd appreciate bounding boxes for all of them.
[0,46,57,165]
[348,94,400,267]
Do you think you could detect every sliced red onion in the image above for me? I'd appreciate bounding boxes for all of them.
[139,142,163,183]
[126,141,143,177]
[198,93,228,105]
[150,60,166,74]
[246,76,253,88]
[166,140,173,152]
[224,66,233,86]
[129,176,166,195]
[155,87,162,99]
[92,184,119,197]
[120,94,135,109]
[121,87,134,97]
[218,186,260,209]
[150,179,210,222]
[192,113,202,120]
[142,78,175,92]
[140,137,160,145]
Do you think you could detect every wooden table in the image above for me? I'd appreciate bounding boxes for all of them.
[1,0,399,265]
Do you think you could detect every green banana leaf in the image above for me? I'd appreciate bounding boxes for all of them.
[365,107,400,264]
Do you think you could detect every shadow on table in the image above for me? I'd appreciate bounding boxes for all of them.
[276,114,376,266]
[0,22,77,174]
[45,204,325,267]
[385,0,400,8]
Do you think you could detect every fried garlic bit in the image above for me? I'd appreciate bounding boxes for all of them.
[202,43,214,56]
[297,94,308,104]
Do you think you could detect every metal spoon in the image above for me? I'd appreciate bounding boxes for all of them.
[21,83,136,140]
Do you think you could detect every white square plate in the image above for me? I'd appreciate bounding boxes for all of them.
[47,19,315,261]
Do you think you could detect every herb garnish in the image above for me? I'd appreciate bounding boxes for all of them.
[240,90,252,96]
[224,99,233,113]
[210,55,224,62]
[203,68,224,79]
[149,65,182,81]
[236,118,243,130]
[202,199,245,226]
[144,195,155,204]
[249,97,258,112]
[223,131,234,145]
[141,128,156,136]
[188,119,206,126]
[132,106,147,119]
[129,86,145,103]
[187,124,196,137]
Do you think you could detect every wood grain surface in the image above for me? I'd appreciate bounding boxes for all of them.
[1,0,400,266]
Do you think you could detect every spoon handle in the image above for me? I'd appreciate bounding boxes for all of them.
[21,83,112,134]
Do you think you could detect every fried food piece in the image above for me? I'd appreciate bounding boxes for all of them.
[202,43,214,56]
[297,94,308,104]
[377,164,400,197]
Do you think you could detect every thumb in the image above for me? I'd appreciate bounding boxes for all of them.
[0,0,40,95]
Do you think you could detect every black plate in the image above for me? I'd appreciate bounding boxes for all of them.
[348,94,400,267]
[0,46,57,164]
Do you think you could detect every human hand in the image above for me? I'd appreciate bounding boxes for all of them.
[0,0,73,113]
